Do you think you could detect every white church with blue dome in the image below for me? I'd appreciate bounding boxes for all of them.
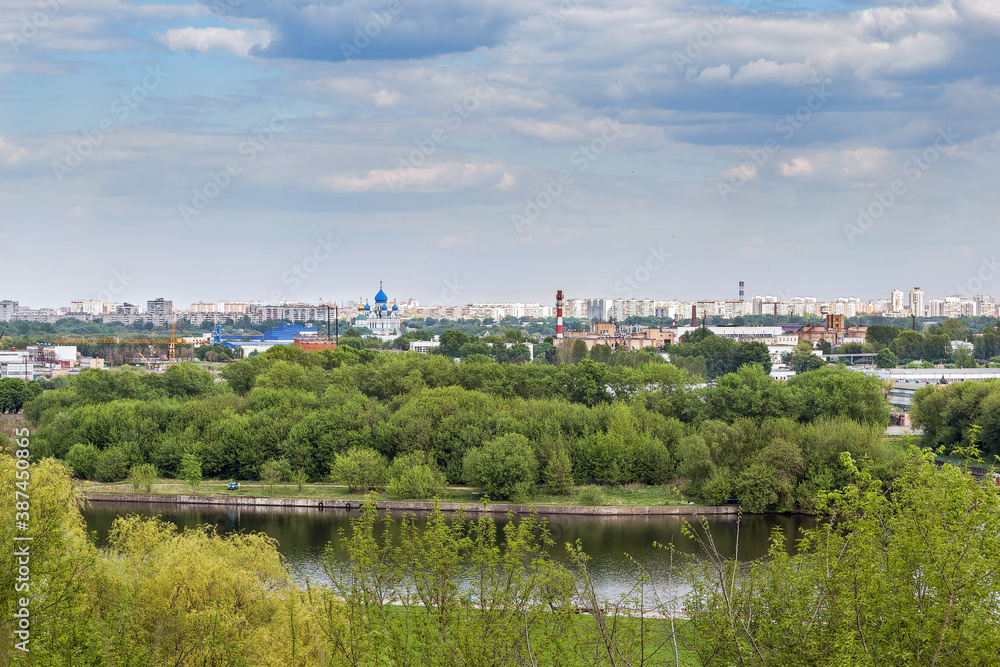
[353,282,402,342]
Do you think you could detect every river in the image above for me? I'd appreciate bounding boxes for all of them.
[82,501,816,600]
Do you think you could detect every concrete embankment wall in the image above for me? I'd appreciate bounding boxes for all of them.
[82,493,738,516]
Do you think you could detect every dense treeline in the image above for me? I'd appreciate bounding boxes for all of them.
[21,343,895,510]
[836,319,1000,366]
[668,328,772,379]
[911,378,1000,460]
[5,443,998,665]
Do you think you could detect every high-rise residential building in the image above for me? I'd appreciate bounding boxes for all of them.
[70,299,103,315]
[146,298,174,326]
[891,289,904,313]
[586,298,609,322]
[909,288,925,317]
[564,298,589,319]
[751,295,778,315]
[974,294,996,318]
[0,300,18,322]
[190,302,216,313]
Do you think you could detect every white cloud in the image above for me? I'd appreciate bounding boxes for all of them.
[158,27,272,57]
[778,156,814,177]
[322,162,509,193]
[374,89,402,107]
[731,59,821,87]
[0,137,26,165]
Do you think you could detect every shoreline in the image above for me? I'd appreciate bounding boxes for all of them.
[82,492,739,516]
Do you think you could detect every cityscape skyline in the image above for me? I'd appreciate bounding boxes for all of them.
[2,285,996,323]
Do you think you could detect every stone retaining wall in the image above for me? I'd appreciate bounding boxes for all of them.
[82,493,738,516]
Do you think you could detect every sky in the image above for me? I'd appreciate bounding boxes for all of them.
[2,0,999,309]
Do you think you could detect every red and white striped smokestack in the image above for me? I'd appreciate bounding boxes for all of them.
[556,290,564,339]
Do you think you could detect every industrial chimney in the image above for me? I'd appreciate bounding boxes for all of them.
[690,305,697,328]
[555,290,564,339]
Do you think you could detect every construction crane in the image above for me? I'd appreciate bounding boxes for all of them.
[55,323,206,363]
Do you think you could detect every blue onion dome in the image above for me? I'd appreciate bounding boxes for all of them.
[392,304,398,311]
[364,303,371,311]
[375,288,388,303]
[381,304,387,311]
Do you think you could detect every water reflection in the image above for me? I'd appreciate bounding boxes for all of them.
[81,501,817,599]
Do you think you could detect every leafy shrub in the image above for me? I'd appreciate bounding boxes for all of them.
[66,443,100,480]
[387,452,446,499]
[331,447,388,492]
[128,463,157,493]
[575,485,607,506]
[95,447,129,483]
[463,433,538,501]
[178,453,202,491]
[544,448,574,495]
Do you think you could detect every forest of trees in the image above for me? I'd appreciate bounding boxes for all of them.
[3,440,998,665]
[15,342,897,511]
[834,319,1000,366]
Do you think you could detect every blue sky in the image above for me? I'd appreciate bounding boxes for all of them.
[2,0,998,308]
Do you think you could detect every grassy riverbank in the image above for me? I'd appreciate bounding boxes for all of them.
[76,478,706,508]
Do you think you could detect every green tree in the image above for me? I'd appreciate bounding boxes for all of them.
[94,447,129,483]
[544,447,575,495]
[289,468,308,493]
[974,325,999,360]
[570,339,588,364]
[128,463,157,493]
[935,317,969,340]
[866,324,902,350]
[784,342,826,373]
[178,453,202,492]
[259,458,290,496]
[589,343,612,365]
[438,330,473,357]
[331,447,388,492]
[874,347,898,369]
[787,366,891,427]
[685,446,1000,666]
[0,378,32,413]
[923,333,952,362]
[705,364,792,423]
[163,363,215,397]
[386,451,446,499]
[463,433,538,501]
[65,443,100,480]
[953,346,978,368]
[890,329,925,361]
